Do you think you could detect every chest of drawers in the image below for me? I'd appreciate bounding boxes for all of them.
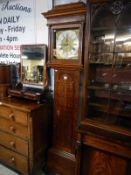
[0,97,50,175]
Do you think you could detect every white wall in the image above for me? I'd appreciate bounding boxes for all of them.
[35,0,49,44]
[0,0,50,63]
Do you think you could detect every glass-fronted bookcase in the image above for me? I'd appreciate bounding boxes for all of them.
[84,1,131,134]
[76,2,131,175]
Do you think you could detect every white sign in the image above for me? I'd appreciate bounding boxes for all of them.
[0,0,35,64]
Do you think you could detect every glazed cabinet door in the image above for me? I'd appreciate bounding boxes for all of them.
[77,1,131,175]
[85,0,131,138]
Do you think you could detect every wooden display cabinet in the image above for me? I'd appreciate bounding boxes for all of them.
[77,1,131,175]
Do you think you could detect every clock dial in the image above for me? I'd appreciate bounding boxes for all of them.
[53,29,80,60]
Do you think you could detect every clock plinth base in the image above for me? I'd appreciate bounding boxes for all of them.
[47,147,76,175]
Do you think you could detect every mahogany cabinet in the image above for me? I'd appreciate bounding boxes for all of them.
[0,97,50,175]
[77,1,131,175]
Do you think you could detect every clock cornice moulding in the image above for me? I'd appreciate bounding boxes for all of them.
[42,2,87,19]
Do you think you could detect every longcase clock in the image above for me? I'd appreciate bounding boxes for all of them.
[43,2,86,175]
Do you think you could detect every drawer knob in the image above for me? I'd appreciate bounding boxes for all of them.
[9,113,14,120]
[63,75,68,80]
[10,141,15,148]
[10,157,16,164]
[9,126,16,133]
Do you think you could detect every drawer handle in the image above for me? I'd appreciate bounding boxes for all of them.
[10,157,16,164]
[10,141,15,148]
[9,126,16,133]
[9,113,14,120]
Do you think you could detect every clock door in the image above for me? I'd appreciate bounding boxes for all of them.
[49,23,83,67]
[54,69,79,150]
[47,68,80,175]
[55,29,79,60]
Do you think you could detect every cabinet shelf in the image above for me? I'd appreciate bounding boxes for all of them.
[92,26,131,32]
[89,51,131,54]
[92,27,115,32]
[89,61,112,65]
[88,85,131,93]
[89,61,131,66]
[83,118,131,137]
[94,90,131,102]
[89,102,131,119]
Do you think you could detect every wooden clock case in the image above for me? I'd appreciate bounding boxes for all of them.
[43,2,86,175]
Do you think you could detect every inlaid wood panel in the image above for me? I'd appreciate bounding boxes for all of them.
[81,147,128,175]
[53,69,80,151]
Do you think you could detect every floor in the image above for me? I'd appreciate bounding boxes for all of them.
[0,164,19,175]
[0,164,47,175]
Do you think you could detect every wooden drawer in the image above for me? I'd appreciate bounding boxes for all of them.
[0,105,28,126]
[0,145,28,174]
[0,118,28,140]
[0,131,28,156]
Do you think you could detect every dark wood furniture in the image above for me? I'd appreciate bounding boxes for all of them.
[0,65,12,99]
[0,97,50,175]
[43,2,86,175]
[76,1,131,175]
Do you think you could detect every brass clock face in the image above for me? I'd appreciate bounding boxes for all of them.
[53,29,80,60]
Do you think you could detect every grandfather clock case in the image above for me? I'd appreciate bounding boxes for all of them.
[43,2,86,175]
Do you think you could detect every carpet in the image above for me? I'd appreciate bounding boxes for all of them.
[0,164,46,175]
[0,164,19,175]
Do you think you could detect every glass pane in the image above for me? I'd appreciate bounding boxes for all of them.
[87,2,131,130]
[53,29,80,60]
[91,3,115,29]
[88,29,115,122]
[115,28,131,53]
